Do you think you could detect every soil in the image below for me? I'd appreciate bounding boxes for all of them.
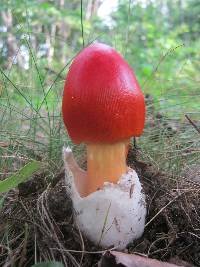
[0,146,200,266]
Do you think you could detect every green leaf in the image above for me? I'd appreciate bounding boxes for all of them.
[0,161,42,194]
[31,262,64,267]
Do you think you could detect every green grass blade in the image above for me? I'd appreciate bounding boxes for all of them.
[0,161,42,193]
[38,56,76,111]
[0,68,38,113]
[31,262,64,267]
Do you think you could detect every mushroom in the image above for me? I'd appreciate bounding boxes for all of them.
[62,43,146,249]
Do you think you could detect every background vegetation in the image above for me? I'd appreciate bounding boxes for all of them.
[1,0,200,177]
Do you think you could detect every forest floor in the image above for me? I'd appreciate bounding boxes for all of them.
[0,143,200,267]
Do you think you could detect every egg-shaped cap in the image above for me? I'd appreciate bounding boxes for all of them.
[62,43,145,144]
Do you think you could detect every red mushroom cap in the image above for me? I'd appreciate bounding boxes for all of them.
[62,43,145,144]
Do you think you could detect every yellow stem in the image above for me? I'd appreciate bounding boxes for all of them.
[86,140,129,195]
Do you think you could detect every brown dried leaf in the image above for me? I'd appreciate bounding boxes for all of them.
[0,141,9,147]
[98,251,195,267]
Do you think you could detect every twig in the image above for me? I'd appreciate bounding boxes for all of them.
[51,247,117,254]
[185,114,200,134]
[145,194,182,228]
[18,224,28,267]
[51,169,65,187]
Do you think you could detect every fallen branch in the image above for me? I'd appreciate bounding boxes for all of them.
[185,115,200,135]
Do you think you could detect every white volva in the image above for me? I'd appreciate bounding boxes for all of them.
[63,147,146,250]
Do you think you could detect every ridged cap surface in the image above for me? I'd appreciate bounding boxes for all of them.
[62,43,145,144]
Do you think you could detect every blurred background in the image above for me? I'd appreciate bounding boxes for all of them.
[0,0,200,176]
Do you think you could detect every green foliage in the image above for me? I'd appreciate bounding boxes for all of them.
[0,160,42,193]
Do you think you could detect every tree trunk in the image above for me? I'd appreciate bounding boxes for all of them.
[45,24,56,65]
[57,0,71,64]
[86,0,102,20]
[2,10,24,68]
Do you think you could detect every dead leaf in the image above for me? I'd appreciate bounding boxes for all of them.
[98,251,195,267]
[0,141,9,147]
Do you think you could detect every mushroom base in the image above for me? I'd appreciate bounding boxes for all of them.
[63,147,146,250]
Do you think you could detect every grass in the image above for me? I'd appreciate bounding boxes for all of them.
[0,42,71,177]
[0,38,200,188]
